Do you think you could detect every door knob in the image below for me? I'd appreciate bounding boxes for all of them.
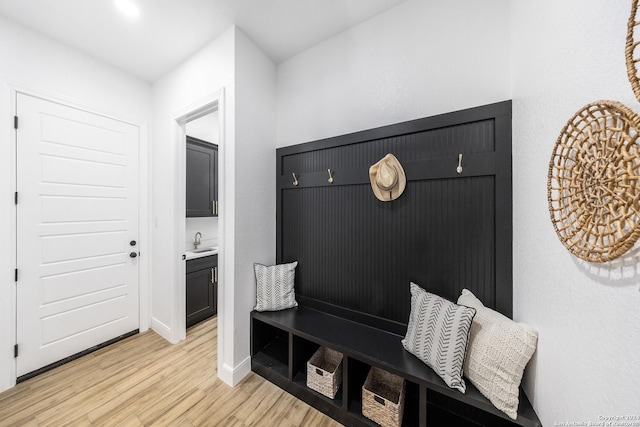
[130,252,138,258]
[130,240,137,246]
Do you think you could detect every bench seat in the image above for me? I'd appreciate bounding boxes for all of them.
[251,306,541,427]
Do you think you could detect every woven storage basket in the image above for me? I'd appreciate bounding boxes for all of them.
[306,347,343,399]
[362,367,406,427]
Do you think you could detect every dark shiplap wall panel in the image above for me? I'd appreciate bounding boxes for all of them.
[277,101,512,327]
[281,177,495,324]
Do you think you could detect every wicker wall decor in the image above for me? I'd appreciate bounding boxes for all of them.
[626,0,640,102]
[548,100,640,262]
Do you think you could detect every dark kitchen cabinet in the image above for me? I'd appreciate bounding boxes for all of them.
[186,254,217,328]
[186,136,218,217]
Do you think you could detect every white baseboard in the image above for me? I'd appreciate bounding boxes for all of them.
[219,356,251,386]
[150,317,173,343]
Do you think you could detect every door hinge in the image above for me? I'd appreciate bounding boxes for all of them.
[14,192,18,205]
[14,268,18,282]
[14,344,18,358]
[14,116,18,129]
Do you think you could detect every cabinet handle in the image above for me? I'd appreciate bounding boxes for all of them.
[211,268,214,284]
[214,266,218,283]
[215,200,218,215]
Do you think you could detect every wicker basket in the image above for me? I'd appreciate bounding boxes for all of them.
[362,367,406,427]
[306,347,343,399]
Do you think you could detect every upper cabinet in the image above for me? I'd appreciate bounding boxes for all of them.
[186,136,218,217]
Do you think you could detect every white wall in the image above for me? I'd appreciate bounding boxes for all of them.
[150,26,276,385]
[511,1,640,424]
[0,17,151,122]
[233,29,277,371]
[0,16,152,393]
[277,0,511,147]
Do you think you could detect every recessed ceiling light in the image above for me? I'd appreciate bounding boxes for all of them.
[115,0,140,19]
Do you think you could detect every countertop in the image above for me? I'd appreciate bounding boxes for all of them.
[185,246,219,260]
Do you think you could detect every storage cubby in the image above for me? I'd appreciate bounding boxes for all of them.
[346,358,420,427]
[402,380,420,427]
[291,336,345,408]
[426,390,515,427]
[251,319,289,379]
[291,335,319,382]
[345,357,371,422]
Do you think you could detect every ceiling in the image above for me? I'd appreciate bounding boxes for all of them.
[0,0,408,83]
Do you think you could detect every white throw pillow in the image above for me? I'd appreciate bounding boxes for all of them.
[254,262,299,312]
[457,289,538,420]
[401,283,476,393]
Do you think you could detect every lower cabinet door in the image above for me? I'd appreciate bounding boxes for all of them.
[186,266,216,328]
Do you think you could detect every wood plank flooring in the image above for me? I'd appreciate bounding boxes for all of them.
[0,318,342,427]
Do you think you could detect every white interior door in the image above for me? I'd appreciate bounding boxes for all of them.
[16,93,140,377]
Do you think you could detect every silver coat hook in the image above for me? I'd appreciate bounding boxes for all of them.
[456,153,463,174]
[292,172,299,186]
[327,169,334,184]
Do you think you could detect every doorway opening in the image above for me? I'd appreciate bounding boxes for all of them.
[185,111,219,328]
[173,90,225,367]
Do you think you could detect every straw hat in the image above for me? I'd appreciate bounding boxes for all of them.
[369,153,406,201]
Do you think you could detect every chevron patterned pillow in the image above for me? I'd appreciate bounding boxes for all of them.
[401,283,476,393]
[254,262,299,312]
[457,289,538,420]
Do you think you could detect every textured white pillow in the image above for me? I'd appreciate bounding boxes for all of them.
[457,289,538,420]
[402,283,476,393]
[254,262,298,312]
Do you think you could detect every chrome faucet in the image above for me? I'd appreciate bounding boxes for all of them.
[194,232,202,249]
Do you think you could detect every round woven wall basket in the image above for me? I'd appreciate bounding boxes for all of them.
[626,0,640,102]
[548,101,640,262]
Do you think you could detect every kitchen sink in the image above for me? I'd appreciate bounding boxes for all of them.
[190,247,214,253]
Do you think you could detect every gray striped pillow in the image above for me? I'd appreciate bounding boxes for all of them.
[401,282,476,393]
[254,262,298,312]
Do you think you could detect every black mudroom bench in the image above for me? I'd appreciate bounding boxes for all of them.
[251,305,541,427]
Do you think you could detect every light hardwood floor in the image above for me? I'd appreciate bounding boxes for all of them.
[0,318,342,427]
